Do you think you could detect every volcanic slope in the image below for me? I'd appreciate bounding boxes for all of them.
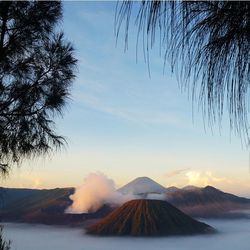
[87,199,214,236]
[118,177,166,194]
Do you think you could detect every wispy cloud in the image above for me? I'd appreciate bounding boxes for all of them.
[16,174,44,189]
[165,168,190,178]
[74,91,185,127]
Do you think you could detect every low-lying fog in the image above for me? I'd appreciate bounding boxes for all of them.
[3,219,250,250]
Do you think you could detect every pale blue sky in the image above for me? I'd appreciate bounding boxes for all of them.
[3,1,250,196]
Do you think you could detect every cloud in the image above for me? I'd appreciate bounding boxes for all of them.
[76,92,184,127]
[16,174,44,189]
[65,172,169,214]
[165,168,190,178]
[31,179,43,189]
[65,172,137,214]
[185,171,229,187]
[146,193,166,200]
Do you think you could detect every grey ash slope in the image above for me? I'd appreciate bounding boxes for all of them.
[118,177,166,194]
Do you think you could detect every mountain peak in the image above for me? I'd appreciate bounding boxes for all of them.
[133,176,153,182]
[203,186,223,194]
[118,176,166,195]
[166,186,180,193]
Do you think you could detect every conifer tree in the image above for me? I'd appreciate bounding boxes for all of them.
[116,1,250,140]
[0,1,77,169]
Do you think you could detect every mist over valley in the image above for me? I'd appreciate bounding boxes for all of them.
[3,219,250,250]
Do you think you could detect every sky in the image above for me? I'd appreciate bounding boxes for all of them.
[2,1,250,197]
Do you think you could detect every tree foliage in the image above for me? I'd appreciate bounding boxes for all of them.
[116,1,250,142]
[0,227,10,250]
[0,1,77,169]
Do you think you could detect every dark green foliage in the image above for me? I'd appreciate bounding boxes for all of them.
[0,1,77,168]
[116,1,250,141]
[0,227,10,250]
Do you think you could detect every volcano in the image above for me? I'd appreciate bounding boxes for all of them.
[118,177,166,194]
[86,199,214,236]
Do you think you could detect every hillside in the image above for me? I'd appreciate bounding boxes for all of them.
[166,186,250,218]
[87,199,214,236]
[0,187,111,225]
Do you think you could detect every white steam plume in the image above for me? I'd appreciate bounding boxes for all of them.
[146,193,167,200]
[65,172,137,214]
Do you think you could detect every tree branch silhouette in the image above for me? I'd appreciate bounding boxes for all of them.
[0,1,77,168]
[116,1,250,143]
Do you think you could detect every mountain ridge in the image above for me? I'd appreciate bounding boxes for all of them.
[1,177,250,225]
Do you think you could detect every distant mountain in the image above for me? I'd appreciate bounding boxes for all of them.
[1,182,250,226]
[166,186,180,193]
[118,177,166,194]
[118,177,250,218]
[166,185,250,218]
[0,187,74,216]
[0,187,111,225]
[87,199,214,236]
